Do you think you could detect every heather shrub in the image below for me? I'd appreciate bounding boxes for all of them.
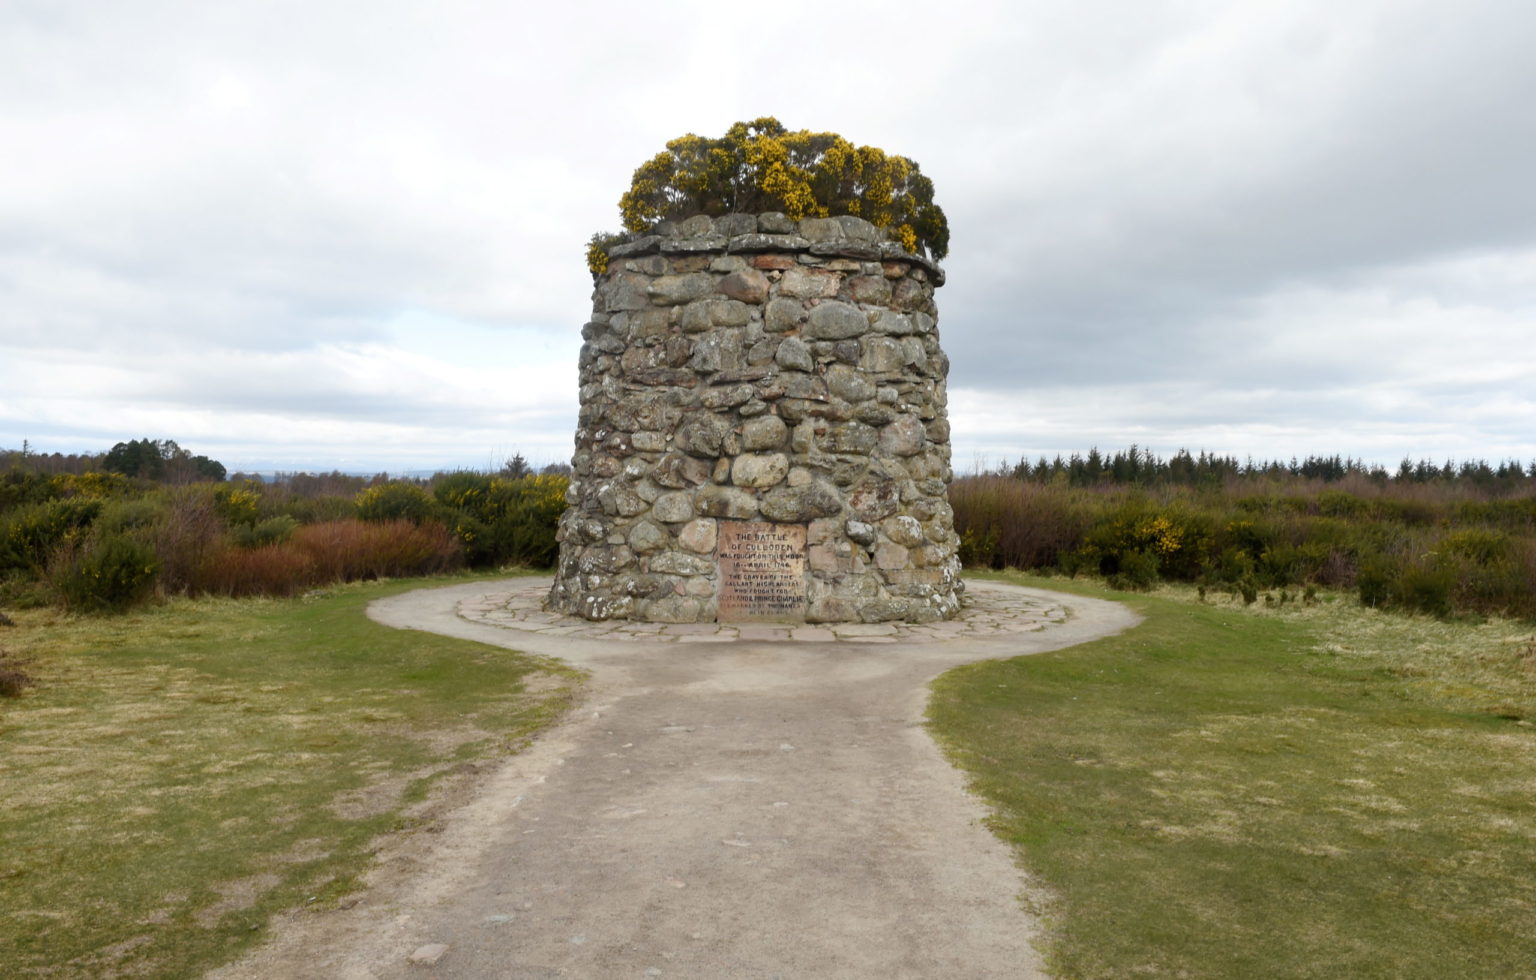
[0,650,32,697]
[0,571,51,609]
[1376,498,1441,527]
[149,490,225,594]
[291,519,460,582]
[194,542,317,597]
[48,532,159,613]
[351,520,460,578]
[949,477,1085,570]
[1451,556,1528,616]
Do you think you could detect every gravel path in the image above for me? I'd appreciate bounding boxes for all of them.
[209,578,1137,980]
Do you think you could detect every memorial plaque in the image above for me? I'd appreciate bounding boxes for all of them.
[716,521,808,623]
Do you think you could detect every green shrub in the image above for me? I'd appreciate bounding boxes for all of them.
[0,498,103,571]
[0,469,54,510]
[274,494,356,525]
[1453,557,1529,617]
[49,533,159,613]
[356,482,437,524]
[95,496,166,534]
[1106,550,1159,591]
[958,524,1002,570]
[432,471,493,515]
[231,515,300,549]
[1237,576,1260,605]
[1317,490,1370,518]
[430,473,567,569]
[943,473,1536,620]
[1439,528,1514,565]
[446,513,492,566]
[1394,562,1455,618]
[1357,557,1396,608]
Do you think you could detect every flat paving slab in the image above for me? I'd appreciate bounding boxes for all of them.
[457,579,1071,644]
[209,578,1138,980]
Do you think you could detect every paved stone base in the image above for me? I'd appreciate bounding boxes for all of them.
[458,578,1065,644]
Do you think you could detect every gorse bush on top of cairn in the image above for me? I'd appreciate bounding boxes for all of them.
[587,117,949,274]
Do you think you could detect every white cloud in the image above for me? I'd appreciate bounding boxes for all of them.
[2,0,1533,473]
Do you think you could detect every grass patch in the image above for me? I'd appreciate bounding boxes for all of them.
[0,573,580,979]
[931,572,1536,979]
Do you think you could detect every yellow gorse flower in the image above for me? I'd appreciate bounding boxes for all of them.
[597,117,948,273]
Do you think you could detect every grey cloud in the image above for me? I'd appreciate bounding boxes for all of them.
[2,0,1533,471]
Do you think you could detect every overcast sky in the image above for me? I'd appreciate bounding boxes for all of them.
[3,0,1533,475]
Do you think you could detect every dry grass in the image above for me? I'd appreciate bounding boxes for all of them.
[0,573,579,978]
[931,573,1536,979]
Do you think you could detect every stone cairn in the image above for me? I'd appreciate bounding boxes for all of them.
[548,212,962,624]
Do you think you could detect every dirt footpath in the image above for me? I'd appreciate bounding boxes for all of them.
[209,579,1137,980]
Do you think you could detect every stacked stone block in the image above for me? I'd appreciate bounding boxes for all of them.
[548,212,962,623]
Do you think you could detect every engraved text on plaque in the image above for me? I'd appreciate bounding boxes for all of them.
[716,521,807,622]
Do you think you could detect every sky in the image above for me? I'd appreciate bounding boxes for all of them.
[3,0,1533,476]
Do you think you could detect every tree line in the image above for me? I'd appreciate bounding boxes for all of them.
[998,446,1536,493]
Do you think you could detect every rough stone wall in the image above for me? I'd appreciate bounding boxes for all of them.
[548,212,961,624]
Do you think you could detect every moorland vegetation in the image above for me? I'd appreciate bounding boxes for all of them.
[951,447,1536,621]
[0,441,568,617]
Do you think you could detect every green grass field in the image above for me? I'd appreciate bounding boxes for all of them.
[0,574,579,979]
[930,573,1536,979]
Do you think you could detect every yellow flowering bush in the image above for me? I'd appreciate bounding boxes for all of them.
[213,484,263,526]
[591,117,948,272]
[47,472,131,500]
[429,472,569,568]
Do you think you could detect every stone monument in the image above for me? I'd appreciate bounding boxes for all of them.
[547,211,963,625]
